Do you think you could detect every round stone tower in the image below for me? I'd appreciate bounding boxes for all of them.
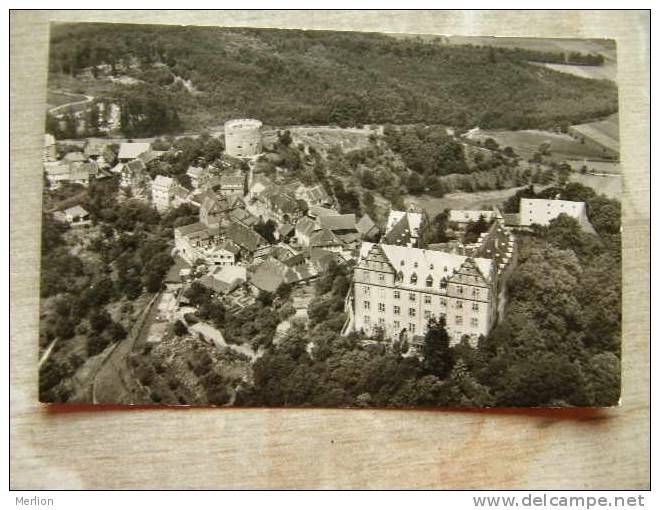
[224,119,263,158]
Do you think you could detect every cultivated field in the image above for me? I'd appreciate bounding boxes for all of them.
[467,128,610,161]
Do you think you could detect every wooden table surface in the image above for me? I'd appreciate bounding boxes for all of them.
[9,10,650,489]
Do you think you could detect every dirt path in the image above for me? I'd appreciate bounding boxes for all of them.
[48,90,94,116]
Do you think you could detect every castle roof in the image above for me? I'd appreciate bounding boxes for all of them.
[358,242,493,286]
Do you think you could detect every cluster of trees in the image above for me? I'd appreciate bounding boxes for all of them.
[145,134,227,188]
[39,211,129,402]
[383,125,469,176]
[48,24,618,135]
[116,85,183,137]
[475,45,607,66]
[40,177,184,402]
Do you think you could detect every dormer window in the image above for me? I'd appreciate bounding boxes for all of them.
[440,279,447,290]
[410,273,418,285]
[400,260,405,266]
[396,270,404,282]
[426,275,433,288]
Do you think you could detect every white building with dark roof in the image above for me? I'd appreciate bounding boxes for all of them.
[519,198,594,232]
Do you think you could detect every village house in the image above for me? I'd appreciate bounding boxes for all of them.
[383,208,424,247]
[44,160,99,189]
[295,216,320,247]
[43,134,57,162]
[199,193,246,228]
[317,214,360,248]
[356,213,380,241]
[343,242,498,348]
[151,175,175,212]
[56,205,91,227]
[248,256,317,294]
[198,265,247,295]
[186,166,209,189]
[118,142,152,163]
[308,204,339,220]
[174,222,221,265]
[262,190,306,223]
[120,159,148,189]
[218,174,246,197]
[224,221,268,258]
[203,241,241,267]
[83,140,113,169]
[294,184,332,207]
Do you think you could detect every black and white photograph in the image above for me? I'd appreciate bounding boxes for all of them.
[38,21,623,408]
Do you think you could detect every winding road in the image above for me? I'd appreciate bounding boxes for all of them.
[47,90,94,116]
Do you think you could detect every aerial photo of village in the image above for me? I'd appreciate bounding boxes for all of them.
[39,23,622,408]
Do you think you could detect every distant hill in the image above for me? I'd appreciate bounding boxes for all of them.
[47,23,619,137]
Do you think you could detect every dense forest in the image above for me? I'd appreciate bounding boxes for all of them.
[48,23,618,136]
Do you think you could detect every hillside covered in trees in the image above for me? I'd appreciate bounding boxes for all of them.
[48,23,618,137]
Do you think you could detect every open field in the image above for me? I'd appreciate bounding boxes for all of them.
[537,62,617,81]
[568,173,621,200]
[569,113,620,155]
[467,128,612,161]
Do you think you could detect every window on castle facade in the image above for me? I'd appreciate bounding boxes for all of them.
[378,273,385,282]
[363,301,370,310]
[472,288,480,298]
[409,308,416,317]
[424,295,431,304]
[393,306,401,315]
[378,317,385,325]
[394,290,400,299]
[364,316,370,324]
[378,303,385,312]
[456,301,463,309]
[456,285,464,295]
[455,316,463,325]
[472,303,479,311]
[424,310,431,319]
[363,286,370,296]
[394,320,400,329]
[409,323,416,333]
[409,293,416,302]
[440,298,447,307]
[470,318,479,327]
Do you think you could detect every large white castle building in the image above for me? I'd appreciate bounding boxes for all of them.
[343,216,517,348]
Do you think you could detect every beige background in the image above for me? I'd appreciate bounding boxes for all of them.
[10,10,650,489]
